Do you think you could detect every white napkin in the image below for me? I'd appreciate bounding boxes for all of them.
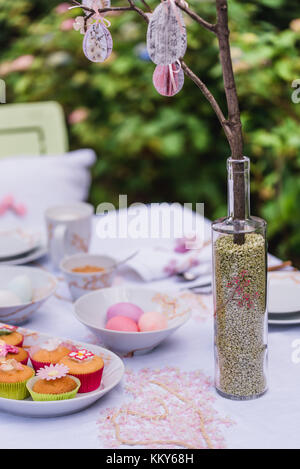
[125,241,212,282]
[93,203,212,282]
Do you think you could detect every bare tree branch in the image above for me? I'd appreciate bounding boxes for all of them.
[181,60,232,142]
[175,0,216,33]
[216,0,245,241]
[70,1,135,15]
[140,0,152,13]
[70,1,225,138]
[126,0,150,22]
[215,0,243,158]
[70,0,245,242]
[70,1,242,170]
[71,0,94,13]
[84,11,94,32]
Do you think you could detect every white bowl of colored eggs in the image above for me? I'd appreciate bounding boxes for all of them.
[0,265,57,324]
[74,286,191,355]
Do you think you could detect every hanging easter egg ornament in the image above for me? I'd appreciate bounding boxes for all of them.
[82,20,113,62]
[153,61,184,96]
[70,0,113,62]
[147,0,187,65]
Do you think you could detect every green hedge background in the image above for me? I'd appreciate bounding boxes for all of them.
[1,0,300,264]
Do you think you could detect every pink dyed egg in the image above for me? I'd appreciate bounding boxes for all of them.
[153,63,184,97]
[138,311,168,332]
[106,316,139,332]
[106,302,144,323]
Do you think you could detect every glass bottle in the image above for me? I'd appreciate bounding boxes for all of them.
[212,156,268,400]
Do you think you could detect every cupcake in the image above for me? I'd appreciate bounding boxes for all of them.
[26,364,80,402]
[0,340,28,365]
[59,349,104,393]
[0,325,24,347]
[29,339,73,372]
[0,359,34,400]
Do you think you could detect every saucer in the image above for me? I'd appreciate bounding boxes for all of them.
[0,229,40,259]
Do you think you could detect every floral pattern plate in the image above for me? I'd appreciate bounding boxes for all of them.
[0,324,124,417]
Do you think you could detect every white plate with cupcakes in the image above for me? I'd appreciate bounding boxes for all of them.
[74,287,191,355]
[0,323,124,417]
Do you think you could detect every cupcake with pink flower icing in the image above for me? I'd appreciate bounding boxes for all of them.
[0,340,28,365]
[0,324,24,347]
[59,348,104,393]
[26,363,80,401]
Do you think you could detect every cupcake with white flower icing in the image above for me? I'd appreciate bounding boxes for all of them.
[26,363,80,401]
[0,359,34,400]
[29,339,74,372]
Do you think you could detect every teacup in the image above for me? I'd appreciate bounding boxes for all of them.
[60,253,116,301]
[45,203,93,268]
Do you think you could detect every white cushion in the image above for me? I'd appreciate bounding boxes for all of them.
[0,149,96,227]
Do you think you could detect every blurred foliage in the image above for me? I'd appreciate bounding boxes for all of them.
[1,0,300,263]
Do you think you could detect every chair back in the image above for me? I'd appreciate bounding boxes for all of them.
[0,101,68,158]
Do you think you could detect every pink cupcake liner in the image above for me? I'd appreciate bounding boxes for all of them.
[29,358,52,372]
[28,341,76,372]
[9,354,29,366]
[15,338,24,347]
[68,367,104,393]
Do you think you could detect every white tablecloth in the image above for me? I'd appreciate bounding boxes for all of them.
[0,207,299,449]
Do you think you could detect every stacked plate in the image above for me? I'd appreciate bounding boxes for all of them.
[268,272,300,325]
[0,228,47,265]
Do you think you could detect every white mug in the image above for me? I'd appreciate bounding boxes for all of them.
[45,202,93,268]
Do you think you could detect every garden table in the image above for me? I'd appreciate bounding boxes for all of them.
[0,205,298,450]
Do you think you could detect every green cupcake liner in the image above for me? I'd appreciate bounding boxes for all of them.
[0,369,35,400]
[26,376,81,402]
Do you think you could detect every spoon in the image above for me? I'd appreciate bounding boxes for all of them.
[180,281,212,293]
[108,250,139,272]
[177,270,204,282]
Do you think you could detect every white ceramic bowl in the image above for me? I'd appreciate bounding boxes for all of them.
[60,253,116,301]
[74,287,191,355]
[0,265,57,324]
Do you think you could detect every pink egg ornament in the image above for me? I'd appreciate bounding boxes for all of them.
[153,62,184,97]
[138,311,168,332]
[106,302,144,324]
[106,315,139,332]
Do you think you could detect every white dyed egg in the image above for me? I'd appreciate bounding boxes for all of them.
[8,275,33,303]
[0,289,22,307]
